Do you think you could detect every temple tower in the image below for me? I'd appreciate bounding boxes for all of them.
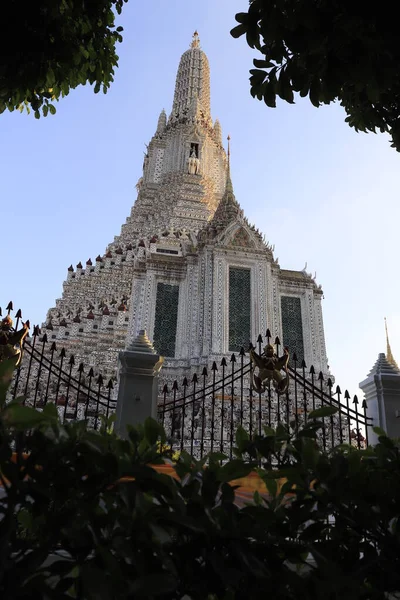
[112,31,227,249]
[41,33,329,385]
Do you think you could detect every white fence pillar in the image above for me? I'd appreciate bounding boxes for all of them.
[359,353,400,445]
[115,330,163,438]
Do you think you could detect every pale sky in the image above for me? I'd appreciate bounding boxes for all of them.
[1,0,399,397]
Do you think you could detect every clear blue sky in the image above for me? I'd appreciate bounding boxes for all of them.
[1,0,399,396]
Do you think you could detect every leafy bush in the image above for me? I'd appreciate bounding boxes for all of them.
[1,325,399,598]
[0,0,128,118]
[232,0,400,151]
[1,399,400,599]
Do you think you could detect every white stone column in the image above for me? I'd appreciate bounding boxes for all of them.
[115,331,163,438]
[201,250,213,357]
[257,260,268,340]
[314,293,328,373]
[270,270,280,338]
[304,289,315,368]
[212,256,224,354]
[127,274,146,344]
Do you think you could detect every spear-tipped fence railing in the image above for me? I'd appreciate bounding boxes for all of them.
[158,331,372,458]
[3,304,116,430]
[2,304,373,446]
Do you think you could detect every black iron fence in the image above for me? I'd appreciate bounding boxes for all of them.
[3,303,372,448]
[158,334,372,458]
[6,312,116,430]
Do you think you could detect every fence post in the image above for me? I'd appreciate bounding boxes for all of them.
[115,330,163,438]
[359,353,400,445]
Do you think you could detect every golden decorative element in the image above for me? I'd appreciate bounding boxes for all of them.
[0,315,29,367]
[250,344,289,393]
[191,31,200,48]
[385,317,398,369]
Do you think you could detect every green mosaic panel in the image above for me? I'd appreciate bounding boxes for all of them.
[153,283,179,357]
[281,296,304,363]
[229,267,251,352]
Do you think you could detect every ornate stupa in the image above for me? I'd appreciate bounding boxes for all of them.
[42,32,329,384]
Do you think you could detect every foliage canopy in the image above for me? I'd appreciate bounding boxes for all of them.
[232,0,400,150]
[0,0,127,118]
[1,337,400,598]
[1,399,400,598]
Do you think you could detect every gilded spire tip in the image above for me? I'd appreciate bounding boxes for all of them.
[385,317,399,369]
[191,31,200,48]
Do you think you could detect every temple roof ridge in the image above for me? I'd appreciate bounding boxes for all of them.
[368,352,400,376]
[197,153,272,254]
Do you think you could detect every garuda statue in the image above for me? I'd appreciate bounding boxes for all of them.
[249,343,289,393]
[0,315,29,367]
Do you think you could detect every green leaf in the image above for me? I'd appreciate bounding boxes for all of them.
[234,11,249,25]
[7,395,26,405]
[300,521,325,542]
[221,481,235,503]
[264,478,277,496]
[249,69,267,85]
[373,426,387,437]
[263,425,276,436]
[218,460,253,482]
[253,490,262,505]
[308,406,338,419]
[263,80,276,108]
[282,78,295,104]
[144,417,166,445]
[230,24,247,39]
[279,479,295,497]
[253,58,274,68]
[2,404,56,429]
[42,401,59,419]
[301,438,319,468]
[366,85,380,104]
[131,573,178,596]
[207,451,228,465]
[49,104,56,115]
[236,425,249,452]
[17,509,33,531]
[46,67,55,86]
[309,78,321,107]
[276,423,290,439]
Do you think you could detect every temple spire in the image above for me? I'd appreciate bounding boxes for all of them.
[385,318,398,369]
[171,32,211,120]
[214,118,222,144]
[208,136,240,227]
[156,108,167,135]
[225,135,234,195]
